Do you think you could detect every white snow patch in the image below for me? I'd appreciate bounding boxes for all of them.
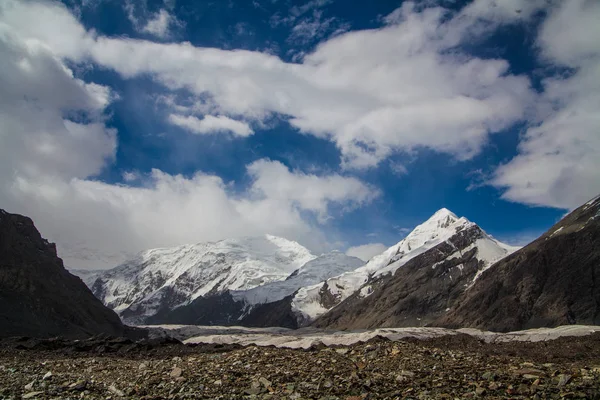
[142,324,600,349]
[359,285,373,298]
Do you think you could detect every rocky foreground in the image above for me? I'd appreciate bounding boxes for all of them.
[1,334,600,400]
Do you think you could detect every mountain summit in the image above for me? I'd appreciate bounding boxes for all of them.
[309,208,517,328]
[438,195,600,331]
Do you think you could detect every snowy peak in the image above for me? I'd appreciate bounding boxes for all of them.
[428,207,459,224]
[358,209,473,277]
[291,209,516,323]
[81,234,317,324]
[401,208,470,249]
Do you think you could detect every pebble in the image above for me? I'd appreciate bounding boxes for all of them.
[22,392,44,399]
[108,384,125,397]
[259,376,272,388]
[558,373,572,387]
[42,371,52,380]
[170,366,183,378]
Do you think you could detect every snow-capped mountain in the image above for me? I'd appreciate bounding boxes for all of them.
[146,251,366,327]
[84,235,315,324]
[76,208,518,328]
[293,208,518,324]
[438,195,600,332]
[231,251,364,305]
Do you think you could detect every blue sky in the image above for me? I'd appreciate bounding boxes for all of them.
[0,0,598,267]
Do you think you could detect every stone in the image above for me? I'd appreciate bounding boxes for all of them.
[481,371,496,381]
[557,374,572,387]
[245,381,261,395]
[22,392,44,399]
[42,371,52,380]
[170,367,183,378]
[108,385,125,397]
[517,368,544,377]
[24,380,35,391]
[69,380,87,390]
[475,387,486,396]
[259,376,272,388]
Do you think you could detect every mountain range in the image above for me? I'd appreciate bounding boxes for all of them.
[77,206,520,328]
[2,195,598,339]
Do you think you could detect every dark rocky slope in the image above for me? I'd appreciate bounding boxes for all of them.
[146,292,301,328]
[437,195,600,332]
[312,224,503,329]
[0,209,127,339]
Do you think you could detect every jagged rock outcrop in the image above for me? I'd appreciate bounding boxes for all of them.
[437,195,600,332]
[0,209,127,339]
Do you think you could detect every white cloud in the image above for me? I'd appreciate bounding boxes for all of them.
[0,15,115,185]
[1,0,599,272]
[5,160,376,269]
[492,0,600,209]
[1,0,538,171]
[390,161,408,176]
[0,0,379,270]
[122,171,140,182]
[246,159,379,222]
[142,9,174,38]
[346,243,387,261]
[168,114,254,136]
[125,1,182,39]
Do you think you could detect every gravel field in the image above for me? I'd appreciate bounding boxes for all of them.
[1,333,600,399]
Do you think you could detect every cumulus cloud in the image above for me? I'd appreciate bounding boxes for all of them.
[0,13,116,185]
[246,159,379,222]
[125,1,182,39]
[1,0,538,169]
[0,0,377,269]
[492,0,600,209]
[1,0,599,269]
[168,114,254,136]
[5,161,376,269]
[346,243,387,262]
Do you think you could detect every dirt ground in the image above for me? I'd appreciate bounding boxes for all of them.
[1,334,599,399]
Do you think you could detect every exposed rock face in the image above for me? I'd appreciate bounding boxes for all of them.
[0,209,126,339]
[146,292,301,328]
[312,224,503,329]
[437,195,600,332]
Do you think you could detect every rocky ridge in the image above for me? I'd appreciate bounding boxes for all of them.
[304,209,517,328]
[0,209,127,339]
[438,195,600,331]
